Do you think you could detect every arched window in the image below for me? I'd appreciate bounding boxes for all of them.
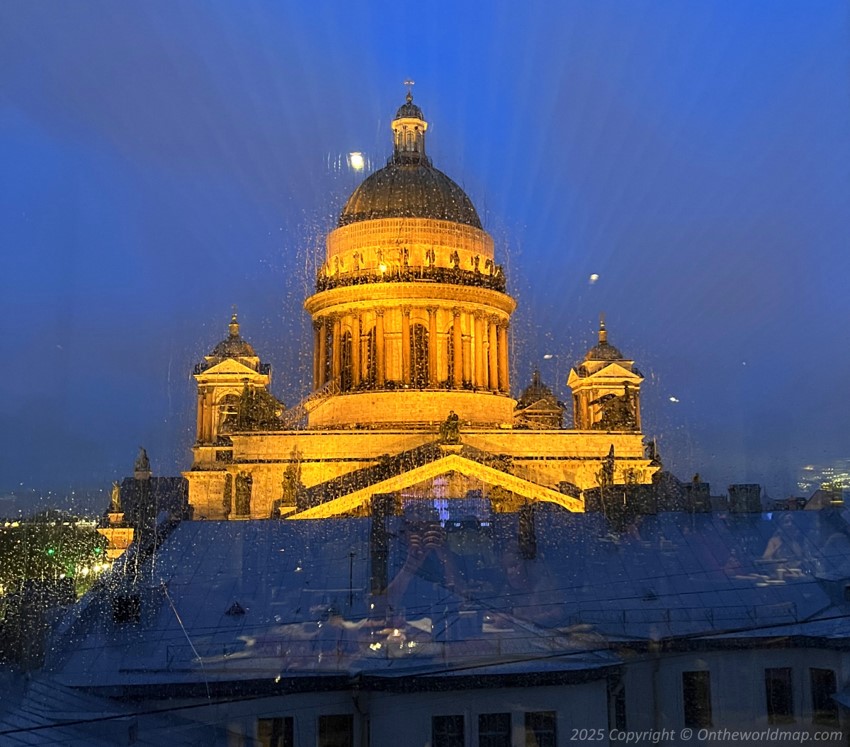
[448,324,457,388]
[218,394,240,432]
[322,324,333,386]
[340,331,353,391]
[235,472,252,517]
[364,328,376,387]
[411,323,429,388]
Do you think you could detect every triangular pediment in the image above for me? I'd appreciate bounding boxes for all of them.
[195,358,261,378]
[569,361,641,383]
[290,452,583,519]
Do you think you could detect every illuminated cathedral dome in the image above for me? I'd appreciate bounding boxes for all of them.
[338,164,482,228]
[337,92,482,229]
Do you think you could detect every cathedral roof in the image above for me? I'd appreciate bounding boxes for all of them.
[585,340,624,362]
[338,92,482,229]
[584,317,624,361]
[210,313,256,359]
[395,90,424,120]
[338,163,482,228]
[517,370,558,407]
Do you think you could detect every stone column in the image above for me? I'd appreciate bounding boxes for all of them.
[634,392,642,430]
[317,317,328,388]
[498,321,510,393]
[196,389,205,442]
[331,315,342,383]
[351,313,361,388]
[428,307,438,387]
[474,311,486,389]
[312,319,322,389]
[488,316,499,392]
[401,306,411,385]
[375,308,386,387]
[462,316,472,386]
[452,308,463,388]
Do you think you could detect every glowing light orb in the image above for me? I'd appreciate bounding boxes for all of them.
[589,273,599,283]
[669,396,680,403]
[348,152,365,171]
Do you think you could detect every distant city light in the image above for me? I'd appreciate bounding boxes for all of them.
[348,152,365,171]
[589,273,599,283]
[669,396,680,403]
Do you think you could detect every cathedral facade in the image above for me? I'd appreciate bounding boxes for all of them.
[185,94,658,520]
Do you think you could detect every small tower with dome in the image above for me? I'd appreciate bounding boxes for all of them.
[192,313,272,456]
[568,316,644,431]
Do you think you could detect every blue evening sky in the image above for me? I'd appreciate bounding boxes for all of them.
[1,1,847,509]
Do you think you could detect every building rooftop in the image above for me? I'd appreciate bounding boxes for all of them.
[46,508,850,693]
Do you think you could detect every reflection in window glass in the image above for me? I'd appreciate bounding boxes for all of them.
[318,714,353,747]
[765,667,794,724]
[524,711,556,747]
[682,671,712,728]
[608,677,627,731]
[810,668,838,726]
[433,714,465,747]
[478,712,511,747]
[257,716,293,747]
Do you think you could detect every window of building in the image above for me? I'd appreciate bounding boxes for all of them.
[608,676,627,731]
[433,714,465,747]
[340,331,353,391]
[234,472,252,516]
[682,671,712,728]
[257,716,294,747]
[810,668,838,726]
[318,714,353,747]
[765,667,794,724]
[411,322,429,387]
[478,712,511,747]
[218,393,240,431]
[524,711,556,747]
[363,328,376,387]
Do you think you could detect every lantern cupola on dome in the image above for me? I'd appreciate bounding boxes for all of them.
[338,91,482,229]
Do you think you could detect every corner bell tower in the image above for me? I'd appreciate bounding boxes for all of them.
[568,317,643,431]
[192,314,271,461]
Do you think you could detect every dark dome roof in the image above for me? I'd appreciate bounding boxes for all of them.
[211,334,256,359]
[210,314,256,359]
[396,100,424,119]
[338,162,482,229]
[517,370,557,407]
[585,340,624,361]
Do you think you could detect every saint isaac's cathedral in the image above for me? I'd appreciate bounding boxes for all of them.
[185,93,658,520]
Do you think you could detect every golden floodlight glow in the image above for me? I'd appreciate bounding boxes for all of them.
[378,262,387,274]
[349,152,365,171]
